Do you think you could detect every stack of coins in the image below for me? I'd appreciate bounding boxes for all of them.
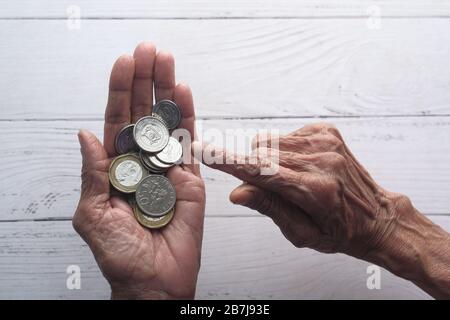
[108,100,183,229]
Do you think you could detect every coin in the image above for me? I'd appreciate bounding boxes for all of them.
[149,154,173,169]
[140,150,171,173]
[136,175,176,217]
[115,124,138,155]
[109,154,148,193]
[129,197,174,229]
[153,100,182,130]
[155,137,183,164]
[151,112,167,126]
[134,116,169,153]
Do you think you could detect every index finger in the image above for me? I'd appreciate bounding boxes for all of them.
[196,143,298,196]
[197,144,325,213]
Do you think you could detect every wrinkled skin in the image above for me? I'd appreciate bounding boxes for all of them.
[201,123,414,260]
[73,42,205,299]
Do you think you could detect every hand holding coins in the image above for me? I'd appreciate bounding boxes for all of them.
[74,44,205,300]
[108,100,183,229]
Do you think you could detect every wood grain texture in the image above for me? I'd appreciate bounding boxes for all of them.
[1,19,450,119]
[0,117,449,221]
[1,215,449,299]
[2,1,450,18]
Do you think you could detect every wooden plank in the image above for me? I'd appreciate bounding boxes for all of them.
[0,117,449,221]
[2,1,450,18]
[1,215,448,299]
[1,19,450,119]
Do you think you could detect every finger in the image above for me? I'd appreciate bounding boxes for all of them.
[154,51,176,101]
[104,55,135,157]
[272,149,318,172]
[230,183,320,248]
[196,143,310,202]
[77,129,110,203]
[252,132,327,155]
[273,150,346,174]
[269,134,345,155]
[173,83,200,176]
[252,148,348,180]
[173,83,195,138]
[131,42,157,122]
[251,133,282,150]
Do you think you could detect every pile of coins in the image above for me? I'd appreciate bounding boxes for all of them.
[108,100,183,229]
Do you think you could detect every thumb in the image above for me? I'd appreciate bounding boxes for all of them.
[78,129,110,201]
[230,183,280,218]
[230,183,321,247]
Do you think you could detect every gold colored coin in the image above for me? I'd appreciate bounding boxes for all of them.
[129,197,174,229]
[108,153,148,193]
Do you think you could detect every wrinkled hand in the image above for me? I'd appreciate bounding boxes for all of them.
[200,123,414,260]
[73,43,205,299]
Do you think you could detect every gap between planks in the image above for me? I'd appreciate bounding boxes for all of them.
[2,16,450,20]
[1,114,450,122]
[0,213,449,224]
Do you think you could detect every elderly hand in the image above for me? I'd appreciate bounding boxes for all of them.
[200,123,450,299]
[73,42,205,299]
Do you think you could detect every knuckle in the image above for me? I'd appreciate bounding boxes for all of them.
[319,177,344,208]
[323,135,345,153]
[307,122,334,133]
[324,125,342,139]
[389,193,413,213]
[324,152,347,170]
[300,123,324,135]
[72,214,82,234]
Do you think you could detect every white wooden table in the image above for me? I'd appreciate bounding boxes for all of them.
[1,1,449,299]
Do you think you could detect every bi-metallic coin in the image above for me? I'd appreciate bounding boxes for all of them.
[129,197,174,229]
[109,153,148,193]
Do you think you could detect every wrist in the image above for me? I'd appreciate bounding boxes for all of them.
[110,282,195,300]
[110,283,173,300]
[365,195,450,298]
[111,288,170,300]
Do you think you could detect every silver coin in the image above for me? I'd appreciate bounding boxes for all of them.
[155,137,183,164]
[133,116,169,153]
[153,100,182,130]
[140,150,171,173]
[115,124,138,154]
[136,175,176,217]
[150,154,173,169]
[116,160,142,186]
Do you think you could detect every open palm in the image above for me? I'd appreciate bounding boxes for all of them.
[73,43,205,299]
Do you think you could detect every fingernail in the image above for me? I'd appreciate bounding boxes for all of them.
[77,129,91,153]
[77,128,86,142]
[230,186,256,206]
